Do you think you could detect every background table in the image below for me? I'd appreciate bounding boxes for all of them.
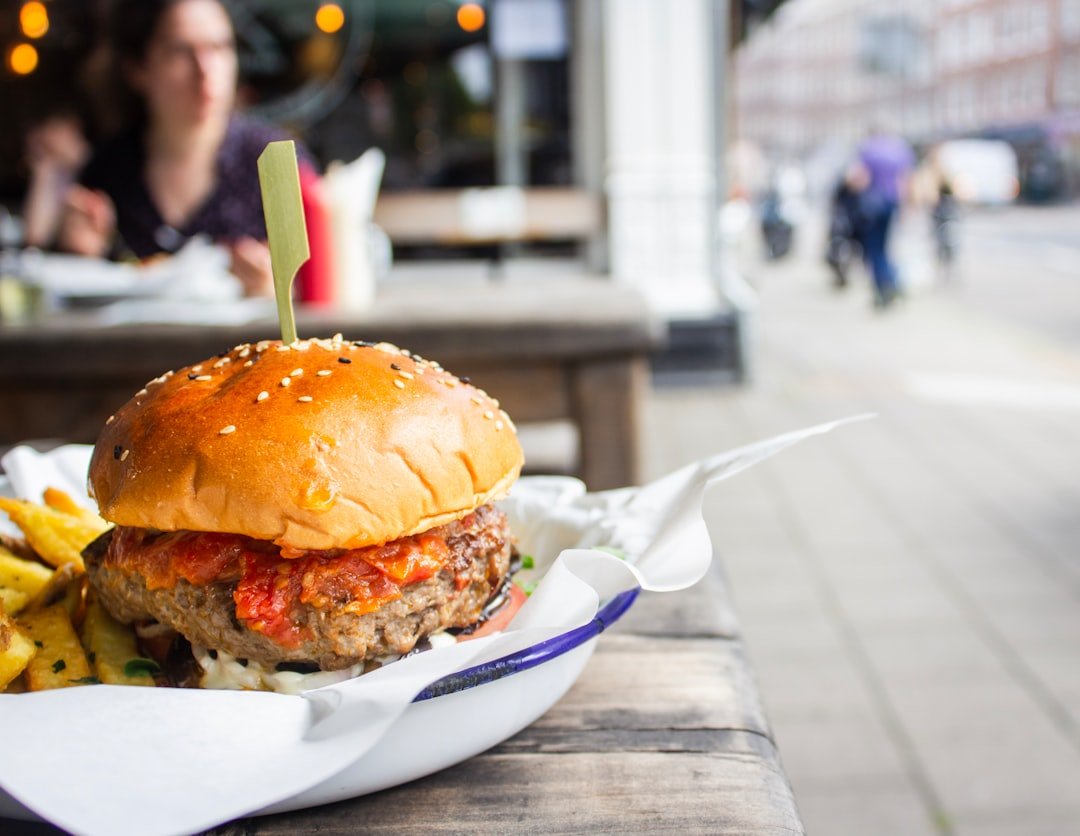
[0,279,662,490]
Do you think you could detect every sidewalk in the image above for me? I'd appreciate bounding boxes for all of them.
[642,250,1080,834]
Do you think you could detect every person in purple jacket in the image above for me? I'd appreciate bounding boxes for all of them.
[857,127,915,308]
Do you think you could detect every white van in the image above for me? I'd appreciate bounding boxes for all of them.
[933,139,1019,205]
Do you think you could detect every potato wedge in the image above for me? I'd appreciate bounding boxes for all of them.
[82,596,156,687]
[18,604,93,690]
[0,497,107,571]
[0,606,38,689]
[0,547,54,597]
[0,587,29,616]
[43,487,109,532]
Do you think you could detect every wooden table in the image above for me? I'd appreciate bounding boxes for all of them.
[0,279,662,491]
[206,559,804,833]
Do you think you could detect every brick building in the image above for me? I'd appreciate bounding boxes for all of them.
[735,0,1080,195]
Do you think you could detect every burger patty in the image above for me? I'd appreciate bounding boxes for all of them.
[83,505,512,670]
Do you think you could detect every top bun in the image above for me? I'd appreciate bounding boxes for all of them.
[89,336,524,550]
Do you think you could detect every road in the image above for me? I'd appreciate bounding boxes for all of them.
[937,204,1080,348]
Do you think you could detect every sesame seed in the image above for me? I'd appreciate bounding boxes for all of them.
[213,358,231,368]
[195,375,212,382]
[219,425,236,435]
[483,410,494,420]
[495,420,504,430]
[121,449,130,461]
[398,371,414,380]
[280,377,291,388]
[244,360,253,367]
[106,415,115,424]
[113,445,122,460]
[390,363,401,371]
[136,388,148,397]
[332,332,343,342]
[188,373,199,380]
[298,395,314,403]
[239,348,251,358]
[317,370,332,377]
[276,345,291,352]
[257,391,269,402]
[415,366,426,375]
[394,379,405,389]
[338,357,352,364]
[471,396,483,405]
[290,368,303,377]
[442,378,458,388]
[192,365,203,372]
[460,376,472,384]
[401,349,412,357]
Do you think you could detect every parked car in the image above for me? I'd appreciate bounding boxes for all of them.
[932,139,1019,206]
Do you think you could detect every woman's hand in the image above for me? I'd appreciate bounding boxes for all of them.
[25,116,89,178]
[57,186,116,256]
[227,237,274,297]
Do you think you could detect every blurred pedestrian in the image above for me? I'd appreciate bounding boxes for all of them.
[931,179,959,281]
[857,126,915,308]
[824,166,865,289]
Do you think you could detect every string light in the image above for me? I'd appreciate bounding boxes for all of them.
[457,3,485,33]
[315,3,345,34]
[8,43,39,75]
[19,2,49,39]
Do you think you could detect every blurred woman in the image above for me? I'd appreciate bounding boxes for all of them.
[34,0,325,297]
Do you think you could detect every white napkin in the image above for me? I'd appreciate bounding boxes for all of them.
[0,415,869,836]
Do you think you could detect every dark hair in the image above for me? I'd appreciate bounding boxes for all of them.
[98,0,233,135]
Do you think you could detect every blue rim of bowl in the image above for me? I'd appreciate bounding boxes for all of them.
[413,587,640,702]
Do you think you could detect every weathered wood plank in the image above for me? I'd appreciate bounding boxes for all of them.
[533,635,770,738]
[222,749,804,835]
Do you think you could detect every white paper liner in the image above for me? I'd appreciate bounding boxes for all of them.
[0,415,869,835]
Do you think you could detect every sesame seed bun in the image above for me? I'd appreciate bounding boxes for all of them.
[89,337,524,550]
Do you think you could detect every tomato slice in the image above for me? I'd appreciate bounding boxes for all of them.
[459,583,528,641]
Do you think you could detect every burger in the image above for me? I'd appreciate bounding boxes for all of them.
[82,335,525,689]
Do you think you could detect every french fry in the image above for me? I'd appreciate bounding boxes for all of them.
[24,563,86,625]
[0,497,107,571]
[17,604,93,690]
[82,595,156,687]
[0,605,38,689]
[0,546,54,597]
[43,487,110,532]
[0,587,29,616]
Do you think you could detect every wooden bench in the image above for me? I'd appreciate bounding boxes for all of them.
[374,187,603,246]
[0,279,661,490]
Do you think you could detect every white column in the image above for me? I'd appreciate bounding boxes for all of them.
[603,0,722,318]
